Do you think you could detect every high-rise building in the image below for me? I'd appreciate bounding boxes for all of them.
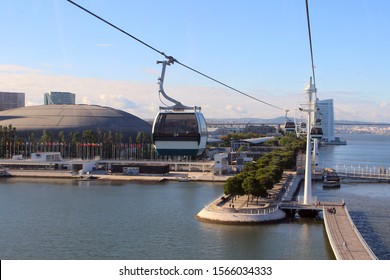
[0,92,25,111]
[317,99,335,142]
[44,92,76,105]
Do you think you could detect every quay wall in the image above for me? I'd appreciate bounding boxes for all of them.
[2,168,229,182]
[196,205,286,224]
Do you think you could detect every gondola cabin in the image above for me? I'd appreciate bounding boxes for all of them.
[284,121,296,132]
[152,109,207,156]
[310,126,323,139]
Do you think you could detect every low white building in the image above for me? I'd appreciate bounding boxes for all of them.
[214,153,229,175]
[31,152,63,162]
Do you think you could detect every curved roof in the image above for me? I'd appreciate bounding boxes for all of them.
[0,104,151,138]
[241,136,275,144]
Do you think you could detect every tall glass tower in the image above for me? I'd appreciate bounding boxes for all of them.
[317,99,335,142]
[44,92,76,105]
[0,92,25,111]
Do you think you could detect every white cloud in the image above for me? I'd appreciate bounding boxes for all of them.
[0,64,388,122]
[98,94,137,110]
[82,96,92,104]
[379,101,387,108]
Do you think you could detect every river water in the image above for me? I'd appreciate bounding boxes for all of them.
[0,134,388,260]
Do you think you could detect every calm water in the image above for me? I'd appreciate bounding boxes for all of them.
[316,134,390,260]
[0,134,388,260]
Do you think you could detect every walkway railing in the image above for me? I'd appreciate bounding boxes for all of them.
[237,205,279,215]
[335,164,390,180]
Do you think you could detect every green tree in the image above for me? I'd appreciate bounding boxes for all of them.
[82,129,95,143]
[256,172,274,191]
[224,135,307,201]
[241,161,257,173]
[224,172,246,196]
[58,131,65,143]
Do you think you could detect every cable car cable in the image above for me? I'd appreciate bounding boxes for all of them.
[66,0,289,113]
[305,0,317,99]
[66,0,166,59]
[174,60,287,112]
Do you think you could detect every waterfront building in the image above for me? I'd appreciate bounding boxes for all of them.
[44,91,76,105]
[317,99,335,142]
[0,91,25,111]
[213,152,229,175]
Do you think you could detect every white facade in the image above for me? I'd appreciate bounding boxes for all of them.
[317,99,335,142]
[214,153,229,175]
[31,152,63,161]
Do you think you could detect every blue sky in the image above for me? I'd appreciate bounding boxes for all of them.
[1,0,389,122]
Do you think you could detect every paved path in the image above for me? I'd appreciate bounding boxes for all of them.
[5,169,230,182]
[323,205,377,260]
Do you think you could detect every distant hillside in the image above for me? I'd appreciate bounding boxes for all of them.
[145,116,388,126]
[207,117,287,124]
[207,117,389,125]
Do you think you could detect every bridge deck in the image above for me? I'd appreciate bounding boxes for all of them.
[323,205,377,260]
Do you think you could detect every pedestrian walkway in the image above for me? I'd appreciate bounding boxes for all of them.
[323,205,377,260]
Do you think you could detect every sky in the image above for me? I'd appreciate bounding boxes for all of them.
[0,0,389,122]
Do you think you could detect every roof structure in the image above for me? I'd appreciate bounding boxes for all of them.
[0,104,151,138]
[241,136,275,145]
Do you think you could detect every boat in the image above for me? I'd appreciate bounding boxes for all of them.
[177,177,190,182]
[322,168,340,188]
[76,175,99,181]
[0,169,11,177]
[320,137,347,146]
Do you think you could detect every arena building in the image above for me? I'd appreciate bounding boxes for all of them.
[0,104,151,139]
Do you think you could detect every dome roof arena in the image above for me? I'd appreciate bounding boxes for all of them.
[0,104,151,138]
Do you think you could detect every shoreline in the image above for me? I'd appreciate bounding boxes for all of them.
[2,169,230,183]
[196,173,299,224]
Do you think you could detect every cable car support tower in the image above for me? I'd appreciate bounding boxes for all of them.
[302,0,322,205]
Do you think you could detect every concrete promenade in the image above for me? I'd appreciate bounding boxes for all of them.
[323,204,378,260]
[4,169,230,182]
[196,173,294,224]
[196,194,286,224]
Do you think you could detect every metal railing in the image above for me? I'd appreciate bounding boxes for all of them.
[335,164,390,181]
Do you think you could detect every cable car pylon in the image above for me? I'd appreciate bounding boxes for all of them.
[300,77,316,204]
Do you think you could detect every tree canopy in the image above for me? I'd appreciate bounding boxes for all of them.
[224,135,305,199]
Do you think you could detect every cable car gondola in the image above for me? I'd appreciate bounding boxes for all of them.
[284,121,296,132]
[152,60,207,156]
[283,110,296,133]
[310,126,323,139]
[152,109,207,156]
